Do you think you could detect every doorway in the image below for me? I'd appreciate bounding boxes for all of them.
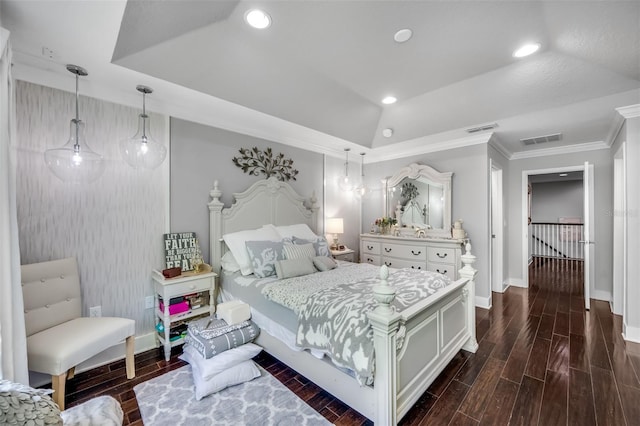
[490,162,504,293]
[521,164,593,309]
[612,143,626,316]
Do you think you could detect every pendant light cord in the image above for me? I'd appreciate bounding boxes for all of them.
[74,72,80,153]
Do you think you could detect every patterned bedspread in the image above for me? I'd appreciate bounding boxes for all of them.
[262,264,451,385]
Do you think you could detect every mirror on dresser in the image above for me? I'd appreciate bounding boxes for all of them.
[384,163,453,238]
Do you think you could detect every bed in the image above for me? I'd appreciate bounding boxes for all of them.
[208,178,478,425]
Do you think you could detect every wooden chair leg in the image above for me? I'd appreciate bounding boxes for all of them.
[66,366,75,380]
[51,372,67,410]
[125,335,135,379]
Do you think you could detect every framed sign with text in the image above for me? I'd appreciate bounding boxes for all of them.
[163,232,200,271]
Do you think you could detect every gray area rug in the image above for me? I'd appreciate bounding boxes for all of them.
[134,365,333,425]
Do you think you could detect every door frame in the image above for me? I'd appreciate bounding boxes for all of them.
[613,143,627,316]
[521,164,589,288]
[490,161,504,293]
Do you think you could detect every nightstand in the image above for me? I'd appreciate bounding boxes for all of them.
[331,247,355,262]
[151,270,217,361]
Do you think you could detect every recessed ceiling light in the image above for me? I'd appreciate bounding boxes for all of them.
[382,128,394,138]
[394,29,413,43]
[513,43,541,58]
[559,173,568,177]
[245,9,271,29]
[382,96,397,105]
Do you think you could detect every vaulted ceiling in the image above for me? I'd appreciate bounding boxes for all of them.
[2,0,639,160]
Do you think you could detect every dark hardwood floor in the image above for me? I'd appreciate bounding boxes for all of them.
[61,258,640,425]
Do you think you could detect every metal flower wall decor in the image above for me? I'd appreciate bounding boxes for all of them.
[232,147,299,181]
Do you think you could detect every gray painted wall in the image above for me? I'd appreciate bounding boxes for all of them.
[170,118,325,263]
[531,180,583,223]
[506,149,613,299]
[362,144,491,305]
[15,81,168,338]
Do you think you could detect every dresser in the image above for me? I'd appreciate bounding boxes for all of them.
[360,234,465,280]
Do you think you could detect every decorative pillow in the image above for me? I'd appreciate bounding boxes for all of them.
[184,318,260,359]
[223,226,281,275]
[283,243,316,259]
[313,256,338,272]
[0,380,62,426]
[220,251,241,273]
[275,258,317,279]
[274,223,317,240]
[245,240,286,278]
[180,342,262,380]
[292,236,331,257]
[188,358,261,401]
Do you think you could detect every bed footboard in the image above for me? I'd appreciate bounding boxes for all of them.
[367,244,478,425]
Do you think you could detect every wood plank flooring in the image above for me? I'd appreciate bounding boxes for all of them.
[60,258,640,425]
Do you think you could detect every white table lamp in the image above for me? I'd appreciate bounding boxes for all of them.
[326,218,344,250]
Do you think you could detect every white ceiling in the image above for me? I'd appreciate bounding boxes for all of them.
[1,0,639,161]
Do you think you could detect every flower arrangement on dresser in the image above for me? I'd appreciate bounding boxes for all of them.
[374,216,397,234]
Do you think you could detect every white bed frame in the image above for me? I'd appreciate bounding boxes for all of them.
[208,178,478,425]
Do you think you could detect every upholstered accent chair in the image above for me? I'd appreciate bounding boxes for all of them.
[21,257,136,410]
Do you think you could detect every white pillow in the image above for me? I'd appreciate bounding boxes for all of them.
[187,357,261,400]
[274,223,317,240]
[223,226,281,275]
[220,251,241,273]
[181,342,262,380]
[283,243,316,259]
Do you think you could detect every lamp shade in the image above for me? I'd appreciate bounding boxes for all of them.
[326,218,344,234]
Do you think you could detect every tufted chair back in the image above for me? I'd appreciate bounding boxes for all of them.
[21,257,82,337]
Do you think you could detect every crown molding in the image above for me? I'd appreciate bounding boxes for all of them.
[366,133,492,164]
[605,111,627,147]
[510,141,609,160]
[616,104,640,119]
[487,137,513,160]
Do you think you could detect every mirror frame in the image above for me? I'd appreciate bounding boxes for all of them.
[385,163,453,238]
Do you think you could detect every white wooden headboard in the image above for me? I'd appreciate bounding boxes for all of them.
[208,177,319,273]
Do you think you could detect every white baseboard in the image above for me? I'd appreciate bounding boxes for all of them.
[29,332,158,387]
[592,289,611,302]
[507,278,527,288]
[623,322,640,344]
[475,295,492,309]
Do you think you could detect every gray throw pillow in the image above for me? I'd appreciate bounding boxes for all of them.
[275,258,316,279]
[292,236,331,257]
[245,240,285,278]
[313,256,337,271]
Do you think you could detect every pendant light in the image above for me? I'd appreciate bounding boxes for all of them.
[339,148,354,191]
[355,152,369,198]
[120,85,166,169]
[44,64,105,183]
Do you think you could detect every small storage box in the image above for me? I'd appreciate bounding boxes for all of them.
[217,300,251,325]
[159,300,190,315]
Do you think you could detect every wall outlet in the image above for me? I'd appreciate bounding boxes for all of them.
[145,296,155,310]
[89,305,102,317]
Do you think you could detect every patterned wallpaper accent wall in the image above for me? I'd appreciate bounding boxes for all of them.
[15,80,168,336]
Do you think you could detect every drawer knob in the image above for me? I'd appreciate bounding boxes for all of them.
[367,245,374,250]
[367,258,373,263]
[436,252,447,259]
[411,250,421,256]
[384,248,392,253]
[436,269,447,274]
[411,266,422,270]
[385,261,392,267]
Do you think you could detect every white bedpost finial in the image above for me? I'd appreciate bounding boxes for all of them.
[209,180,222,206]
[373,265,395,315]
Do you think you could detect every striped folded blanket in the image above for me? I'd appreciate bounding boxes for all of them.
[185,317,260,359]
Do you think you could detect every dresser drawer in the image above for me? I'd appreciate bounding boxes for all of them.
[361,254,381,266]
[426,263,456,280]
[361,241,381,255]
[382,243,426,261]
[427,247,455,263]
[382,258,426,270]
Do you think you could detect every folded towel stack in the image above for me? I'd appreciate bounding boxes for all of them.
[180,301,262,400]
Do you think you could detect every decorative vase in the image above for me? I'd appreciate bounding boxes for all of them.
[380,224,390,235]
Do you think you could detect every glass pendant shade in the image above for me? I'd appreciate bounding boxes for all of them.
[355,152,369,198]
[121,85,166,169]
[338,148,354,191]
[44,64,105,183]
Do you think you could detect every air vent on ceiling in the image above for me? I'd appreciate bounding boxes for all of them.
[466,123,498,134]
[520,133,562,146]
